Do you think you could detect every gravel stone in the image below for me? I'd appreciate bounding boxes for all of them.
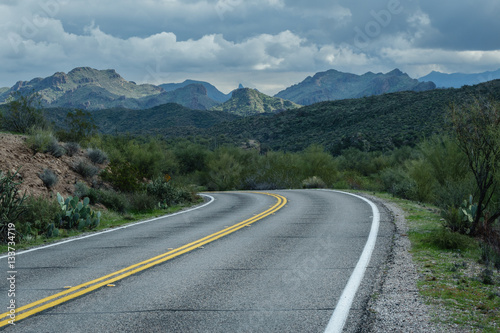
[359,195,456,333]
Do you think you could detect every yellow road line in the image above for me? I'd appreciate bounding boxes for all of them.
[0,192,287,327]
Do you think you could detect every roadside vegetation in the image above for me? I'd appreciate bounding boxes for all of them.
[375,194,500,332]
[0,93,201,251]
[1,91,499,330]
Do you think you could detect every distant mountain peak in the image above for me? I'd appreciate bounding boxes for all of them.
[387,68,405,76]
[212,87,300,116]
[419,68,500,88]
[275,68,435,105]
[238,83,244,89]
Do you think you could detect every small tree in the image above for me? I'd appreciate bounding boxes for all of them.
[449,98,500,235]
[2,92,47,133]
[62,109,98,143]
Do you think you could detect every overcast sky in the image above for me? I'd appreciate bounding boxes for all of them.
[1,0,499,94]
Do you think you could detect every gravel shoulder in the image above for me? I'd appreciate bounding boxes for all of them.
[360,194,456,333]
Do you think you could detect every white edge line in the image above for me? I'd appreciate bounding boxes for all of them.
[0,194,215,259]
[323,190,380,333]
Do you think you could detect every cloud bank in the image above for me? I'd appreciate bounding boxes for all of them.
[0,0,499,94]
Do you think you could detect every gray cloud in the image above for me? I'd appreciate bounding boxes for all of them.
[0,0,499,93]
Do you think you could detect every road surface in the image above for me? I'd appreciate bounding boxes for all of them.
[0,190,393,332]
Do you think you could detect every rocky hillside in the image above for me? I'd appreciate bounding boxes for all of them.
[160,80,231,103]
[0,67,220,110]
[211,88,301,116]
[275,68,436,105]
[0,133,105,198]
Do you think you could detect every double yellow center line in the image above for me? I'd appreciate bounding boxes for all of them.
[0,192,287,327]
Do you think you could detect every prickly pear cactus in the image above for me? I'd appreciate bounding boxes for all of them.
[55,193,101,231]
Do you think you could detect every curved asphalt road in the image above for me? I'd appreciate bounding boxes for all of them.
[0,190,393,332]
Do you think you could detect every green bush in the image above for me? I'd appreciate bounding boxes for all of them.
[128,192,157,212]
[97,189,129,213]
[100,161,142,192]
[146,177,180,206]
[205,150,242,190]
[406,159,437,203]
[380,167,416,199]
[64,142,81,157]
[426,227,475,251]
[73,159,99,179]
[87,148,108,164]
[0,170,27,243]
[46,138,66,158]
[26,127,56,154]
[300,145,338,186]
[16,196,60,240]
[38,169,58,188]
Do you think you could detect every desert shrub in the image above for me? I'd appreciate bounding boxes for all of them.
[380,167,416,199]
[427,227,476,251]
[87,148,108,164]
[441,195,486,235]
[174,142,208,174]
[0,170,27,243]
[73,182,102,205]
[302,176,327,189]
[177,186,199,204]
[406,159,437,203]
[38,169,58,188]
[205,150,243,191]
[101,161,142,192]
[128,192,157,212]
[16,195,60,240]
[73,181,90,198]
[254,151,303,189]
[146,177,180,206]
[337,148,381,176]
[441,206,469,234]
[433,177,477,209]
[65,142,81,157]
[26,127,56,153]
[46,138,66,158]
[300,145,338,186]
[73,159,99,179]
[97,189,129,213]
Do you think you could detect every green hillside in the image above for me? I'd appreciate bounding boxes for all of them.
[211,88,300,116]
[44,103,240,136]
[202,80,500,153]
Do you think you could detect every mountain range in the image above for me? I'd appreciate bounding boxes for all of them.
[37,79,500,154]
[418,68,500,88]
[0,66,459,115]
[275,69,435,105]
[3,66,500,116]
